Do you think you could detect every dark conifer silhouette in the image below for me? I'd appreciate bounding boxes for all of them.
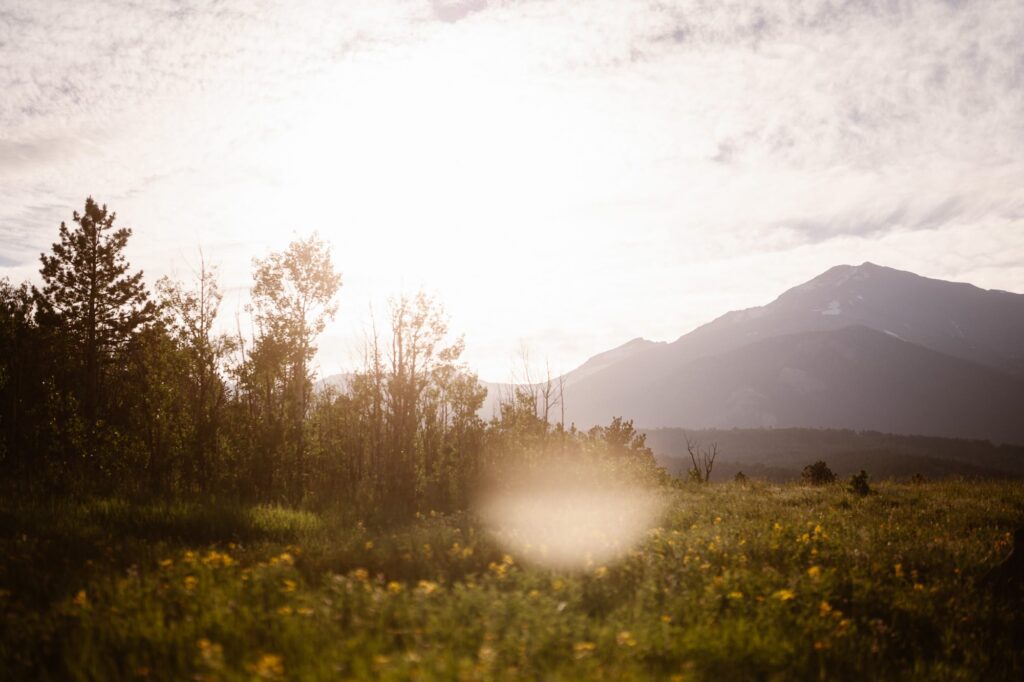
[37,197,155,425]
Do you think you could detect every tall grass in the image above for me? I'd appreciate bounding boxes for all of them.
[1,479,1021,680]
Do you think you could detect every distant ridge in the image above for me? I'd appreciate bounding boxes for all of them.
[507,263,1024,444]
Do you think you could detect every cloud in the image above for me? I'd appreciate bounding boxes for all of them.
[0,0,1021,378]
[432,0,488,23]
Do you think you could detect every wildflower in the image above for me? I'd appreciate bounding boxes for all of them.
[714,516,722,525]
[593,566,608,579]
[184,576,198,591]
[616,630,637,647]
[203,551,234,568]
[913,582,925,591]
[727,591,744,600]
[276,605,293,616]
[814,640,829,651]
[352,568,369,582]
[573,642,596,659]
[894,563,904,578]
[72,589,89,608]
[528,590,541,599]
[773,588,795,602]
[281,579,297,593]
[297,606,314,616]
[387,581,403,594]
[478,644,497,665]
[807,566,822,579]
[819,601,832,617]
[772,522,783,533]
[364,540,374,550]
[159,559,173,569]
[248,653,284,679]
[416,580,438,595]
[197,638,224,669]
[270,552,294,567]
[661,614,672,623]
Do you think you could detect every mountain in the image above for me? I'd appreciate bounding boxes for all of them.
[551,263,1024,443]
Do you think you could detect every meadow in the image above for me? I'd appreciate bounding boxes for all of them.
[1,479,1022,681]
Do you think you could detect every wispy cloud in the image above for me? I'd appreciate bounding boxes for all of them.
[1,0,1021,378]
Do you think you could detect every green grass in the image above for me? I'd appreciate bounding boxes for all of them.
[1,480,1022,680]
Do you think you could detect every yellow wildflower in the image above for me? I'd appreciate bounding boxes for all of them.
[807,565,822,579]
[184,576,198,591]
[661,614,673,623]
[197,638,224,669]
[159,559,173,569]
[72,589,89,608]
[387,581,402,594]
[352,568,369,582]
[573,642,596,659]
[593,566,608,579]
[364,540,374,550]
[616,631,637,647]
[297,606,314,616]
[248,653,284,679]
[819,601,832,617]
[894,563,904,578]
[276,605,292,616]
[281,579,297,593]
[417,580,438,595]
[773,588,795,601]
[727,591,744,600]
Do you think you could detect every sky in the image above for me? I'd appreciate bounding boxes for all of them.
[2,0,1023,381]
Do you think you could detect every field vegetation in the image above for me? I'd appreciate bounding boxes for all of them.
[3,198,1023,679]
[2,479,1023,680]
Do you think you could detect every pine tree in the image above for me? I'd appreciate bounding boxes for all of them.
[38,197,155,425]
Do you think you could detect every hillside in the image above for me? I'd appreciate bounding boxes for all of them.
[541,263,1024,443]
[644,427,1024,482]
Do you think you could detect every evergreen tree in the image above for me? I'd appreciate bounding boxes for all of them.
[37,197,155,425]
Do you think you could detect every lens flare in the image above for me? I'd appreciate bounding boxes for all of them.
[477,459,665,570]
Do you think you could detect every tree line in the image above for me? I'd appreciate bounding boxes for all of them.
[0,198,666,518]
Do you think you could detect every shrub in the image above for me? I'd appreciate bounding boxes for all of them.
[848,470,871,496]
[910,473,927,485]
[801,460,836,486]
[734,471,748,484]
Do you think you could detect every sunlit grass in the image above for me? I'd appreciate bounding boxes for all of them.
[1,480,1022,679]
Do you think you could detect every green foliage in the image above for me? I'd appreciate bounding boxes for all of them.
[37,197,155,426]
[848,470,871,497]
[802,460,837,486]
[1,481,1022,679]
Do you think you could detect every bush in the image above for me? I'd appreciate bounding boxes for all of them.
[801,460,836,486]
[734,471,748,484]
[848,470,871,496]
[910,473,927,485]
